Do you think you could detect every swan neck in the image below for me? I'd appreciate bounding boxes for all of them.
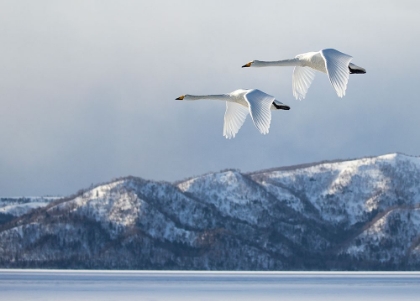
[254,58,299,67]
[185,94,228,101]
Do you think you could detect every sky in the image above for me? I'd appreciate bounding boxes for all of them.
[1,0,419,196]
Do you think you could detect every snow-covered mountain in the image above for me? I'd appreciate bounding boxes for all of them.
[1,153,420,270]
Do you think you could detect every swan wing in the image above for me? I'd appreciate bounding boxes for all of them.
[293,66,316,100]
[223,101,249,139]
[321,49,353,97]
[244,89,273,135]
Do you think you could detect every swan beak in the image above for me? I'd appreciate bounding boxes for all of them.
[242,62,252,68]
[176,95,185,100]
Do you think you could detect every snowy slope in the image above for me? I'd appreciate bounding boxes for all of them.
[178,170,292,225]
[0,197,59,217]
[251,153,420,225]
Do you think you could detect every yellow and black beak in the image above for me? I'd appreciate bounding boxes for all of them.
[176,95,185,100]
[242,62,252,68]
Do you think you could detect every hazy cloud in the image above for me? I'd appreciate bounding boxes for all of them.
[1,1,419,195]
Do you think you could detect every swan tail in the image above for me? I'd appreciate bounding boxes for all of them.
[349,63,366,74]
[272,100,290,110]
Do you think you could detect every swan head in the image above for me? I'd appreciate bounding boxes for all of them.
[242,61,254,68]
[242,60,265,67]
[176,95,185,100]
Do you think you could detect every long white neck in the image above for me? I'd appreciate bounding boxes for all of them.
[184,94,229,101]
[253,58,300,67]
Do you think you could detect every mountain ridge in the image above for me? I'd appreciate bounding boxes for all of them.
[1,152,420,270]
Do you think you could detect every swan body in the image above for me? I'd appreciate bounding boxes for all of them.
[176,89,290,139]
[242,48,366,100]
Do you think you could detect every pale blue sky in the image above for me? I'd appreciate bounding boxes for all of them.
[1,1,419,195]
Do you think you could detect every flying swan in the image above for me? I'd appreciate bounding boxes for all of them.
[176,89,290,139]
[242,48,366,100]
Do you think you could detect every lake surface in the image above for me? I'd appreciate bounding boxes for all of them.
[1,270,420,300]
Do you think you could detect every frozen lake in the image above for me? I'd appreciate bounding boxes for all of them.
[1,270,420,300]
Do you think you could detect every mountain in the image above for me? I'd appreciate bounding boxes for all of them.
[1,153,420,270]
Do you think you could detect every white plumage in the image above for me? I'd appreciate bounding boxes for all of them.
[176,89,290,139]
[242,48,366,100]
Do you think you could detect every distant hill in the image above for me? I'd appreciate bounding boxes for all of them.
[1,153,420,270]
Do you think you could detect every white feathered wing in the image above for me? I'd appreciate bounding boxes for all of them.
[223,102,249,139]
[292,66,316,100]
[321,49,353,97]
[244,89,274,135]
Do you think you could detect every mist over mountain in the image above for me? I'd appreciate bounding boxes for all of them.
[1,153,420,270]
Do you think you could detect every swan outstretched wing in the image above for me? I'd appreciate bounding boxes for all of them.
[321,49,353,98]
[223,101,249,139]
[293,66,316,100]
[244,89,273,135]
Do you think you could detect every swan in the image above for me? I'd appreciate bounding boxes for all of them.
[176,89,290,139]
[242,48,366,100]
